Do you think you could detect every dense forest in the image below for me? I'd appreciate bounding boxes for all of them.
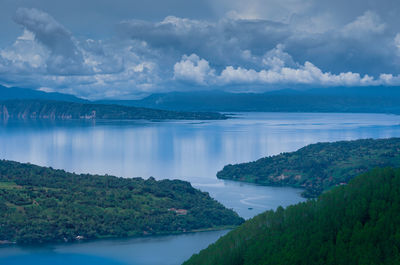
[185,167,400,265]
[0,160,243,244]
[0,100,227,121]
[218,138,400,197]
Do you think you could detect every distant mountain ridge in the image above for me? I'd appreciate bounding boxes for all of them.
[3,85,400,114]
[0,85,87,103]
[96,87,400,114]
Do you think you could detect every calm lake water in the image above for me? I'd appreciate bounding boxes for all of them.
[1,112,400,265]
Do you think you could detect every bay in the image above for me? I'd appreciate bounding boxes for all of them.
[1,112,400,264]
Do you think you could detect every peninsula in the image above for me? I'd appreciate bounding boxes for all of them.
[0,160,243,244]
[217,138,400,197]
[0,100,228,121]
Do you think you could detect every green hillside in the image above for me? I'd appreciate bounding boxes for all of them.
[185,167,400,265]
[218,138,400,197]
[0,160,243,244]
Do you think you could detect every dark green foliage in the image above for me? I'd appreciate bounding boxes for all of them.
[0,160,243,245]
[218,138,400,197]
[185,168,400,265]
[0,100,227,121]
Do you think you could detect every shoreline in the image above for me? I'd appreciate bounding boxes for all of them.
[0,225,236,248]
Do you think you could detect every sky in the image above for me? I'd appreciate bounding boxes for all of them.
[1,0,400,99]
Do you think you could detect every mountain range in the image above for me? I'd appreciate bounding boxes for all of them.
[2,85,400,114]
[0,85,86,103]
[98,86,400,113]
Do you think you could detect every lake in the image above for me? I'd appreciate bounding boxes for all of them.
[1,112,400,264]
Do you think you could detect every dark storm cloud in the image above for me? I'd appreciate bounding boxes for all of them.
[118,11,399,75]
[13,8,87,75]
[0,0,400,99]
[0,0,216,46]
[118,16,291,68]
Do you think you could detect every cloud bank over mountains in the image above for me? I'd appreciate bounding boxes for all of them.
[0,0,400,99]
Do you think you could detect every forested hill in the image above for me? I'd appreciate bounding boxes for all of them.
[0,100,227,121]
[185,168,400,265]
[96,87,400,114]
[0,160,243,244]
[217,138,400,197]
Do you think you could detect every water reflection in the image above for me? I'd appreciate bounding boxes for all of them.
[0,230,229,265]
[1,112,400,265]
[1,113,400,181]
[1,112,400,219]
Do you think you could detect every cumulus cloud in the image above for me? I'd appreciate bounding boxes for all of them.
[13,8,87,75]
[118,16,213,52]
[395,34,400,55]
[173,54,215,85]
[0,8,166,99]
[118,11,400,76]
[0,29,48,73]
[209,0,312,22]
[341,11,386,38]
[118,15,290,67]
[1,5,400,99]
[170,46,400,87]
[379,73,400,86]
[262,44,297,70]
[210,0,400,32]
[218,62,378,86]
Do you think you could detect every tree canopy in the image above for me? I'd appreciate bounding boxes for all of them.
[218,138,400,197]
[0,160,243,244]
[186,167,400,265]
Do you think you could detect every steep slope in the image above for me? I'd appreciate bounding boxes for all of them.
[185,168,400,265]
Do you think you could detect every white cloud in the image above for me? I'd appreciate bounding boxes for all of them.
[13,8,87,75]
[118,11,399,76]
[1,7,400,99]
[395,34,400,55]
[379,73,400,85]
[262,44,297,70]
[342,11,385,38]
[217,61,400,87]
[0,30,48,72]
[38,87,55,93]
[160,16,212,33]
[173,54,215,85]
[210,0,312,22]
[17,29,35,41]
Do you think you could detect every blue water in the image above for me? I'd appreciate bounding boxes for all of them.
[1,112,400,264]
[0,253,125,265]
[0,230,229,265]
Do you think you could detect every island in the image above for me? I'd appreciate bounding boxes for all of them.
[217,138,400,197]
[0,100,228,121]
[185,168,400,265]
[0,160,244,244]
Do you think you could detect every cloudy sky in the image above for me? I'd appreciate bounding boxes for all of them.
[1,0,400,99]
